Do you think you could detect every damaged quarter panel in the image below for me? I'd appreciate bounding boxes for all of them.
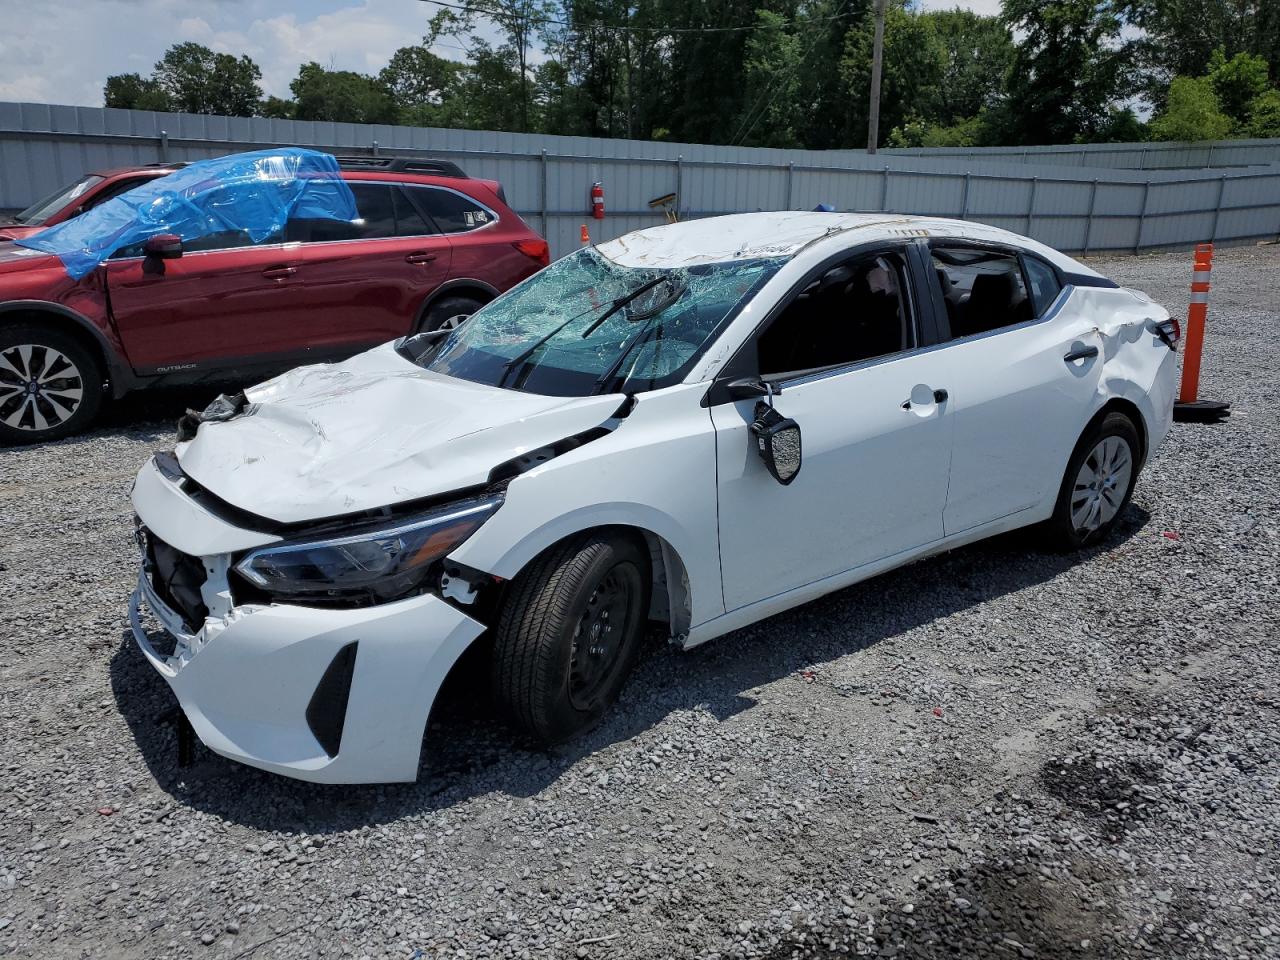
[175,342,626,524]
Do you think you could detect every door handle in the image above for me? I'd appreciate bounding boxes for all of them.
[405,252,438,264]
[1064,345,1099,362]
[262,265,297,279]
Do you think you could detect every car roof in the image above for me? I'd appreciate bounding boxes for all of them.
[597,211,1103,279]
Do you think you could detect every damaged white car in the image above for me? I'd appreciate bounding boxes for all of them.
[129,212,1179,783]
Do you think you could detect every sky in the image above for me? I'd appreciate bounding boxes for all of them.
[0,0,1001,109]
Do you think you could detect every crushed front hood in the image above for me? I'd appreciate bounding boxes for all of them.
[176,343,624,524]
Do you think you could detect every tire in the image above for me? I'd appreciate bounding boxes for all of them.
[0,323,104,444]
[419,294,484,333]
[492,532,651,743]
[1043,412,1142,550]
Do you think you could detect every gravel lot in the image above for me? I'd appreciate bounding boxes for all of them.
[1,245,1278,960]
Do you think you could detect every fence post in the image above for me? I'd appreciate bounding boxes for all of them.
[1210,173,1225,242]
[1026,177,1039,237]
[159,130,168,163]
[676,154,683,220]
[960,172,971,219]
[540,148,549,237]
[1206,143,1214,168]
[1083,178,1098,257]
[786,160,794,210]
[880,165,890,212]
[1134,181,1150,254]
[371,139,379,158]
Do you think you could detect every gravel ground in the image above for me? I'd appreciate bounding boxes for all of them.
[1,245,1278,960]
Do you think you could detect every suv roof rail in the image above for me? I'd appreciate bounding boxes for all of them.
[334,156,468,179]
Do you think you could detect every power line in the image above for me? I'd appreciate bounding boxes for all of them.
[416,0,859,35]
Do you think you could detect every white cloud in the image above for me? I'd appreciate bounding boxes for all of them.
[0,0,449,107]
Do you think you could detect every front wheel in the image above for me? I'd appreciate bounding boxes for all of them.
[1043,412,1142,550]
[492,533,651,743]
[0,324,104,444]
[420,295,484,333]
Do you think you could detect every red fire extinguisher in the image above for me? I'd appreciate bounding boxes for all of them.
[591,181,605,220]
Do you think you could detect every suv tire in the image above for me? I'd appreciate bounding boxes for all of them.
[420,295,484,333]
[492,532,650,743]
[0,323,104,444]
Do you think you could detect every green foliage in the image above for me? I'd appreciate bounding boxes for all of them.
[887,113,994,148]
[1207,48,1271,124]
[1149,76,1233,141]
[289,63,398,125]
[259,96,296,120]
[153,43,262,116]
[103,73,170,112]
[1245,89,1280,137]
[997,0,1132,145]
[379,40,462,126]
[926,10,1015,126]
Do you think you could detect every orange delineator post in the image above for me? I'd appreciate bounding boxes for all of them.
[1173,242,1230,422]
[1177,243,1212,403]
[580,223,591,246]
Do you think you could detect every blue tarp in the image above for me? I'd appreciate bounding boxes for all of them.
[15,148,357,279]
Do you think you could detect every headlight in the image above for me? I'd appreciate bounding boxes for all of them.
[235,494,502,603]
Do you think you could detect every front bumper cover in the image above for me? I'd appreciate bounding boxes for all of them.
[129,571,485,784]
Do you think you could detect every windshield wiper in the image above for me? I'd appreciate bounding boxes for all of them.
[578,275,667,339]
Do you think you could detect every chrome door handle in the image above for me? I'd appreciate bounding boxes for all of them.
[902,388,948,409]
[1064,345,1099,362]
[262,265,297,279]
[405,252,438,264]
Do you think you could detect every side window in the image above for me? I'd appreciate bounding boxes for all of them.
[393,188,434,237]
[287,182,396,243]
[80,177,152,214]
[1023,255,1063,316]
[931,247,1033,340]
[756,251,915,377]
[414,187,494,233]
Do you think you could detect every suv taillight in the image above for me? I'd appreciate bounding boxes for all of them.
[513,239,550,267]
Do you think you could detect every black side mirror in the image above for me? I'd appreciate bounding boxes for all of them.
[750,401,802,485]
[144,233,183,260]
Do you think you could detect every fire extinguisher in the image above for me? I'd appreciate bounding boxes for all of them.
[591,181,605,220]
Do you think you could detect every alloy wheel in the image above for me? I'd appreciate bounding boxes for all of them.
[1070,435,1133,534]
[440,313,471,331]
[0,343,85,433]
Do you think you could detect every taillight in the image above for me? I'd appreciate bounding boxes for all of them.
[513,238,550,267]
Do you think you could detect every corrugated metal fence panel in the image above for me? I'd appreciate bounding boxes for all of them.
[2,102,1280,257]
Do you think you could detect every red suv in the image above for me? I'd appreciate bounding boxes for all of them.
[0,157,550,443]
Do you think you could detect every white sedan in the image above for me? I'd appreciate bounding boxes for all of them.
[129,212,1179,783]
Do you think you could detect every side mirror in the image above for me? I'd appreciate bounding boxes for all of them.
[750,401,802,485]
[143,234,183,260]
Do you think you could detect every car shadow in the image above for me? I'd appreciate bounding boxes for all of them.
[108,505,1152,833]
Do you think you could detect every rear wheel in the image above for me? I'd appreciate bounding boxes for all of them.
[492,532,650,743]
[420,295,485,333]
[1043,412,1141,550]
[0,324,103,444]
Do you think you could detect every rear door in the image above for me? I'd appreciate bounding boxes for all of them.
[924,242,1102,535]
[285,180,452,348]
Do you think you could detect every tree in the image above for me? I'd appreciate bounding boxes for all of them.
[925,9,1015,127]
[1207,48,1271,125]
[1123,0,1280,95]
[1148,76,1233,140]
[1245,88,1280,137]
[733,9,806,148]
[152,42,262,116]
[997,0,1131,145]
[103,73,170,111]
[260,96,296,120]
[288,62,398,124]
[840,1,945,148]
[380,36,463,126]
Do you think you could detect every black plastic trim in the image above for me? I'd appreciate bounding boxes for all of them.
[306,642,358,758]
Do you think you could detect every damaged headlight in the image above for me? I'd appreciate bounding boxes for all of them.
[234,494,502,603]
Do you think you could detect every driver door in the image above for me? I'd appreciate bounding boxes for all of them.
[709,244,956,612]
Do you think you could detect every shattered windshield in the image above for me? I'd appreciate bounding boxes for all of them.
[416,246,783,396]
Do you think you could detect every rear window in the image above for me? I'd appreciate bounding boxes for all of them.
[287,182,433,242]
[1023,255,1063,316]
[413,186,495,233]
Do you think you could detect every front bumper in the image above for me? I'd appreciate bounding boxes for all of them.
[128,561,485,785]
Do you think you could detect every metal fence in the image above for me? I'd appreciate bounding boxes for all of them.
[888,138,1280,170]
[3,101,1279,258]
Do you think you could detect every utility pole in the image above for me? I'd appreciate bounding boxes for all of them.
[867,0,887,154]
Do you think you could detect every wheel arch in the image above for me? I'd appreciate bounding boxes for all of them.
[1088,396,1149,466]
[0,301,131,396]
